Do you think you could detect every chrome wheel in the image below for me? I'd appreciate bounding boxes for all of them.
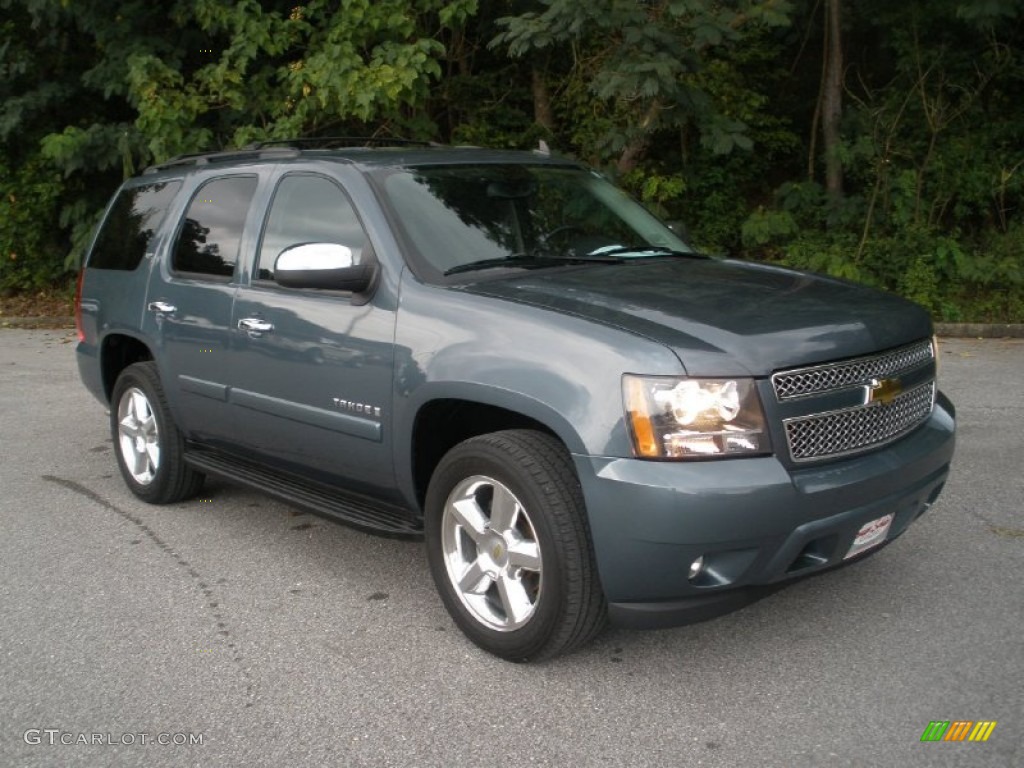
[116,386,160,485]
[441,475,543,631]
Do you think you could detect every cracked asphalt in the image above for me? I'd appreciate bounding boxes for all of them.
[0,330,1021,767]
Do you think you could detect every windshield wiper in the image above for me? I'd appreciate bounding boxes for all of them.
[583,245,708,259]
[443,252,622,276]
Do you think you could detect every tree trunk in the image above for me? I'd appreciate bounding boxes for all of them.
[531,65,554,132]
[821,0,844,200]
[616,100,662,174]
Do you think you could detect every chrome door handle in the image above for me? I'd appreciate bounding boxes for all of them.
[238,318,274,336]
[147,301,177,313]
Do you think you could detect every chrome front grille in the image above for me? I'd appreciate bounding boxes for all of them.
[784,381,935,462]
[772,339,934,400]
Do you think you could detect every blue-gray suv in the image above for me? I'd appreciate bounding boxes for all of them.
[75,141,956,660]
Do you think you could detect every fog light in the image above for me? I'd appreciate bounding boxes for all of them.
[688,556,705,581]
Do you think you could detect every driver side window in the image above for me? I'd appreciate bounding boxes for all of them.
[257,175,367,281]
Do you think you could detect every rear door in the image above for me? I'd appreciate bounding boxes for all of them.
[144,174,262,441]
[226,171,399,498]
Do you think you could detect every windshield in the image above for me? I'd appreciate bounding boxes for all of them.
[375,164,692,279]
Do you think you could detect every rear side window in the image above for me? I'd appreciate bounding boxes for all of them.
[88,181,182,270]
[172,176,258,278]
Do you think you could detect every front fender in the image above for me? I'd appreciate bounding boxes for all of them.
[391,274,682,505]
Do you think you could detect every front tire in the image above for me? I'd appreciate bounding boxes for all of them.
[110,362,204,504]
[425,430,606,661]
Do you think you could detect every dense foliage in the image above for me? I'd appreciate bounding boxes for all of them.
[1,0,1021,319]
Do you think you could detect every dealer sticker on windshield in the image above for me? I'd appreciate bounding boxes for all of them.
[844,513,895,560]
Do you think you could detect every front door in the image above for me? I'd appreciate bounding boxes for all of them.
[226,172,398,498]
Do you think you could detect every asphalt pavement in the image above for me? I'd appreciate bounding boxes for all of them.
[0,330,1021,768]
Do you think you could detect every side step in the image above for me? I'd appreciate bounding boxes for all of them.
[184,445,423,539]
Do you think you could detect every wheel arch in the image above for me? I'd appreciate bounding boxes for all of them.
[100,332,155,402]
[405,386,585,511]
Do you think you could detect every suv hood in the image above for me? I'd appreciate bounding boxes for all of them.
[458,258,933,376]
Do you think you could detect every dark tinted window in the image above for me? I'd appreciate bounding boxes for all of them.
[172,176,258,278]
[88,181,182,270]
[377,165,689,278]
[257,175,367,280]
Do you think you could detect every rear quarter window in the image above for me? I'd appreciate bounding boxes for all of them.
[88,181,182,270]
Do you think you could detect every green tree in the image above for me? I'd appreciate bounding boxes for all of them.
[743,0,1024,319]
[1,0,1021,320]
[492,0,793,173]
[125,0,478,155]
[1,0,477,289]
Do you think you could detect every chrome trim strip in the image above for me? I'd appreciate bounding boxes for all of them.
[230,388,382,442]
[783,381,935,463]
[771,339,934,401]
[179,375,228,401]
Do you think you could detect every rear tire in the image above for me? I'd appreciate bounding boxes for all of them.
[425,429,606,661]
[110,362,204,504]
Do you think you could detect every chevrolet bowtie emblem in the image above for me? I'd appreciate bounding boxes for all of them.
[865,377,902,406]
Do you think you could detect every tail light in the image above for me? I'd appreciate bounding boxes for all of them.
[74,269,85,342]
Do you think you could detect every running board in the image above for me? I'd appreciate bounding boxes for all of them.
[184,445,423,539]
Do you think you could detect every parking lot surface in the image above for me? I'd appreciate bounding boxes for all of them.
[1,330,1021,767]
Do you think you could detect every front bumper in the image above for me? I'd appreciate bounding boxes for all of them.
[573,392,956,629]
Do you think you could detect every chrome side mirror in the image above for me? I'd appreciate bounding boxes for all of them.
[273,243,375,292]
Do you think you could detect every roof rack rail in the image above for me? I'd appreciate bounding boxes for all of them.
[245,136,441,150]
[143,146,299,174]
[142,137,442,174]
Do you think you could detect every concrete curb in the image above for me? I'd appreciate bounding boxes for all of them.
[1,317,75,329]
[934,323,1024,339]
[2,317,1023,338]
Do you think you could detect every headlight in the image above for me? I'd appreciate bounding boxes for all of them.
[622,375,769,459]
